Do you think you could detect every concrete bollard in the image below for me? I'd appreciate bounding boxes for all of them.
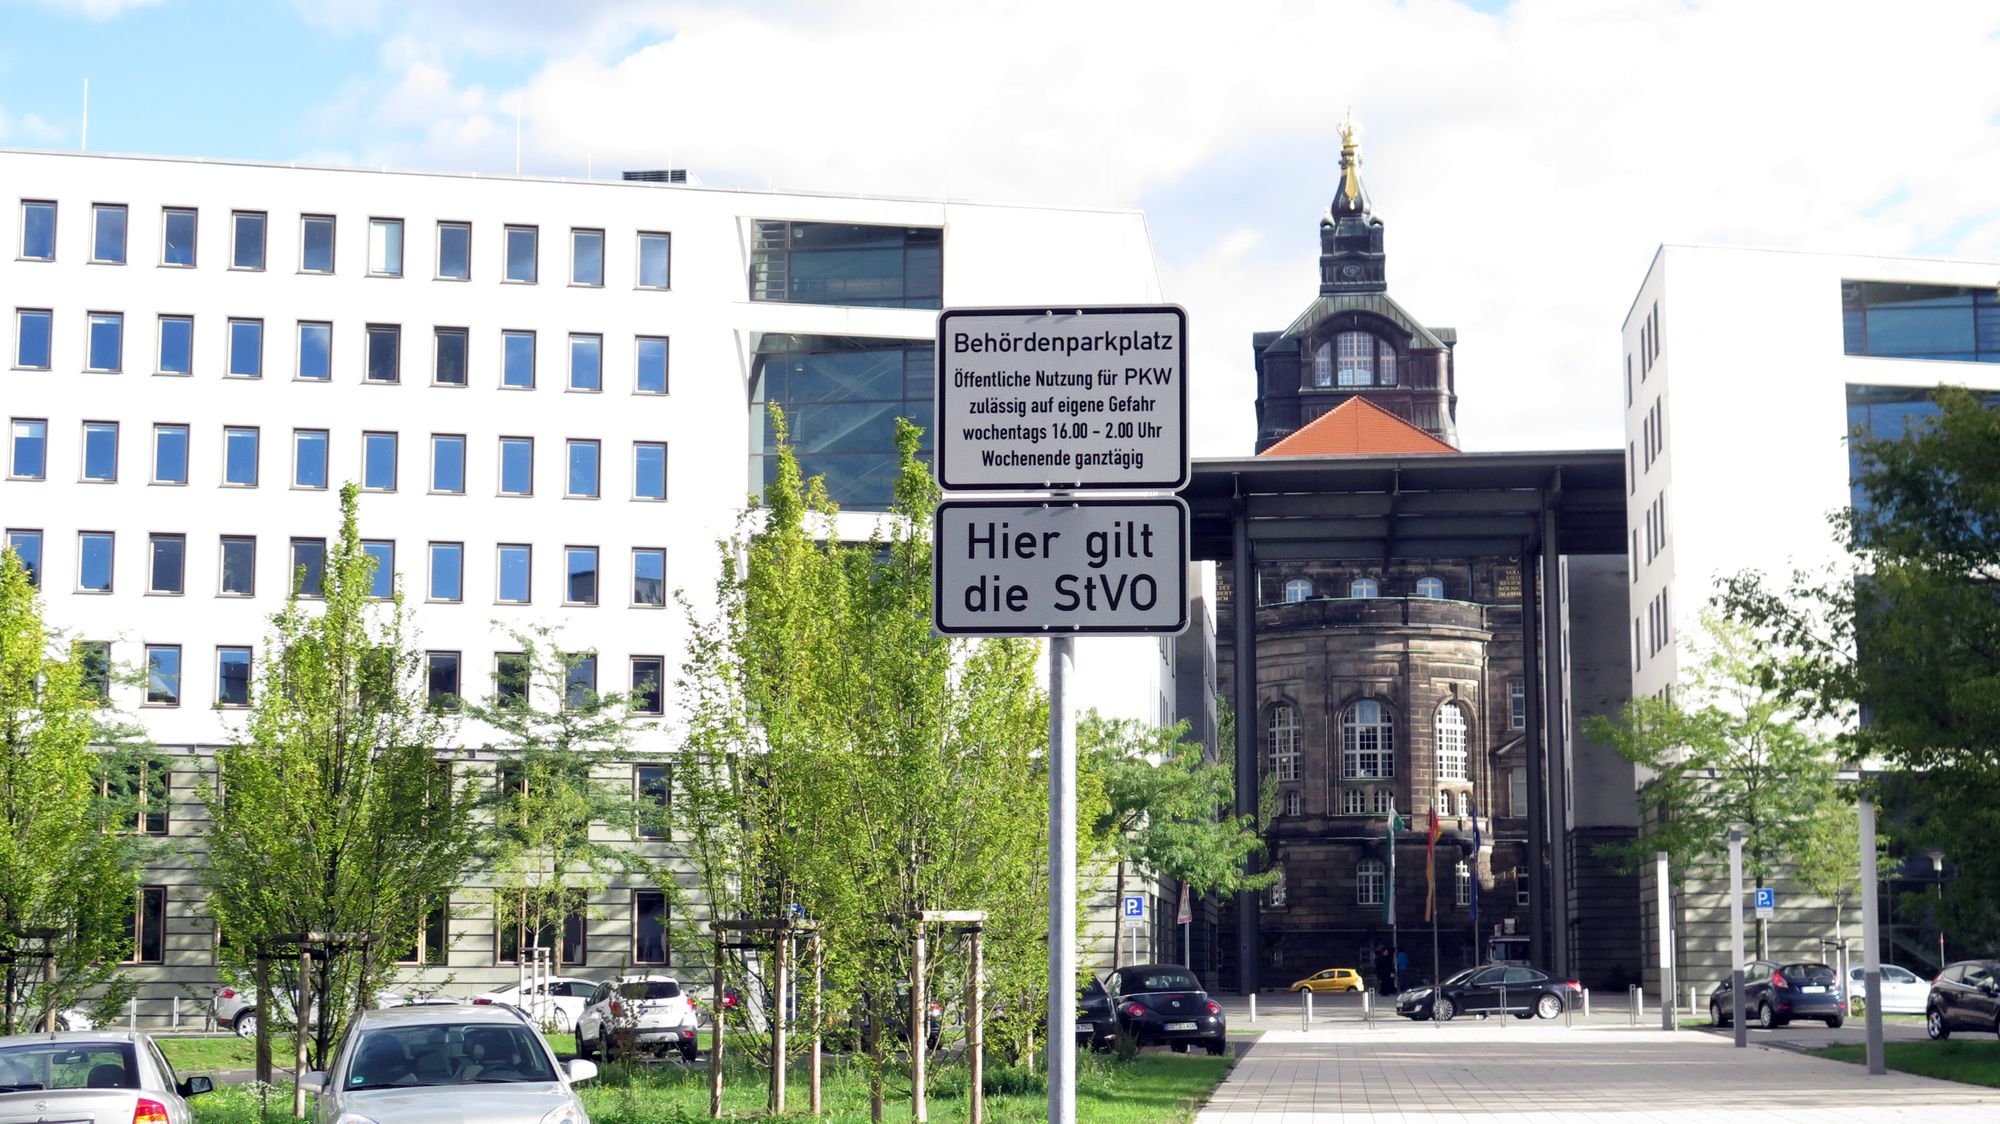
[1248,993,1257,1024]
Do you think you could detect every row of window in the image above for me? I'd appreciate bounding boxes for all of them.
[1841,280,2000,364]
[16,201,672,288]
[1276,769,1530,820]
[4,529,669,609]
[1266,692,1527,785]
[1277,575,1447,604]
[1306,330,1399,389]
[1263,860,1478,911]
[9,311,671,393]
[1641,492,1667,567]
[6,421,667,499]
[1639,585,1671,663]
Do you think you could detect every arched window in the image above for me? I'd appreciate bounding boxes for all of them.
[1349,577,1379,599]
[1356,859,1385,906]
[1343,788,1364,815]
[1284,790,1303,817]
[1439,790,1453,816]
[1455,861,1471,907]
[1267,865,1288,909]
[1416,576,1445,599]
[1312,341,1333,388]
[1371,788,1394,814]
[1342,699,1394,778]
[1266,704,1300,782]
[1436,703,1468,782]
[1336,331,1375,386]
[1283,578,1313,604]
[1376,338,1398,386]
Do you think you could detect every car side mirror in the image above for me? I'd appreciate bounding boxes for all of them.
[179,1075,214,1097]
[567,1058,599,1084]
[301,1071,329,1094]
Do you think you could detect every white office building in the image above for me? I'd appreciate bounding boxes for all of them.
[1,148,1181,1017]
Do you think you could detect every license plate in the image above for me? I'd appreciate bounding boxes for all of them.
[1076,1023,1093,1032]
[1802,986,1825,994]
[1166,1021,1197,1031]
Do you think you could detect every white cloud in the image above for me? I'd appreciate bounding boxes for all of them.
[35,0,163,18]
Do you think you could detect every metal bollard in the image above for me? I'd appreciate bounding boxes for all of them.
[172,997,179,1030]
[1566,991,1574,1028]
[1302,991,1312,1029]
[128,998,137,1032]
[1583,988,1591,1018]
[1690,984,1698,1015]
[1499,984,1508,1029]
[1628,984,1641,1025]
[1364,989,1375,1029]
[1248,993,1257,1024]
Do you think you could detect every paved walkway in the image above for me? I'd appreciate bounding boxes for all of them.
[1196,1019,2000,1122]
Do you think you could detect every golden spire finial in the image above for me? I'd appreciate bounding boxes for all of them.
[1339,108,1359,154]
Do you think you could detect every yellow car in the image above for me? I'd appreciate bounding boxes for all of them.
[1290,968,1365,993]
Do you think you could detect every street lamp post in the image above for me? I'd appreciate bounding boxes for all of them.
[1927,851,1946,970]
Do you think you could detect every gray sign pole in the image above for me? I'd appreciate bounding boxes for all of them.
[1859,793,1885,1075]
[1656,851,1674,1032]
[1048,635,1078,1124]
[1729,830,1746,1046]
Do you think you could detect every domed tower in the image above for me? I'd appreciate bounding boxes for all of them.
[1320,117,1385,295]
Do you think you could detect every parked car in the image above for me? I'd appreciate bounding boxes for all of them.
[212,985,438,1040]
[1396,965,1579,1020]
[1104,964,1227,1055]
[1077,977,1116,1052]
[1709,960,1844,1029]
[306,1003,595,1124]
[1846,963,1929,1015]
[576,975,702,1062]
[1925,959,2000,1040]
[473,976,602,1032]
[0,1029,213,1124]
[1290,968,1365,994]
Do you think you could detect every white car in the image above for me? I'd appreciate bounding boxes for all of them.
[1848,963,1930,1015]
[212,985,443,1039]
[473,976,601,1032]
[306,1004,595,1124]
[0,1030,214,1124]
[576,975,700,1062]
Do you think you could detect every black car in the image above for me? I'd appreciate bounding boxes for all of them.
[1104,964,1227,1054]
[1926,959,2000,1040]
[1396,964,1578,1020]
[1077,977,1116,1053]
[1709,960,1844,1029]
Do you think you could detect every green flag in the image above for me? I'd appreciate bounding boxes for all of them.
[1384,802,1402,925]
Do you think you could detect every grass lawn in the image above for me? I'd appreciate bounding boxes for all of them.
[1808,1041,2000,1088]
[158,1036,262,1073]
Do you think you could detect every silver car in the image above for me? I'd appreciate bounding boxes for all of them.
[0,1029,214,1123]
[308,1003,596,1124]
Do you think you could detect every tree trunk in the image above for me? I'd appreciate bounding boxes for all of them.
[1112,859,1126,970]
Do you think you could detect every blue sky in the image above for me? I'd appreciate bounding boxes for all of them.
[5,0,1998,456]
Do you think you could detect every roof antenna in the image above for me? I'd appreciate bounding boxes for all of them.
[80,78,89,151]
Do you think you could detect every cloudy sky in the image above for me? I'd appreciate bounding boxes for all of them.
[5,0,1997,457]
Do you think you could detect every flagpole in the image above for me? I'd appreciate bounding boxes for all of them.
[1427,807,1441,1017]
[1470,806,1483,970]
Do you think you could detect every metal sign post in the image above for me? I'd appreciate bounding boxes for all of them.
[1860,794,1885,1075]
[1047,635,1078,1124]
[1729,830,1747,1048]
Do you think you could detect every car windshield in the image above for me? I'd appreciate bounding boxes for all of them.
[617,981,682,1001]
[0,1042,138,1092]
[345,1023,556,1089]
[1126,970,1200,992]
[1781,963,1835,983]
[1080,978,1108,999]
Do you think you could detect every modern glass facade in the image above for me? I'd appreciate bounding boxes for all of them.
[750,221,942,309]
[1842,280,2000,363]
[750,335,933,511]
[1845,383,2000,505]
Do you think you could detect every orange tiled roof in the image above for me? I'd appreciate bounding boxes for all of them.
[1260,397,1458,457]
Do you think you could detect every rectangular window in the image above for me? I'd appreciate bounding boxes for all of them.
[152,424,188,485]
[11,418,47,479]
[6,530,42,587]
[634,336,668,394]
[219,536,255,596]
[750,221,939,308]
[637,232,671,289]
[1510,768,1529,819]
[631,657,665,718]
[212,319,259,381]
[566,439,600,497]
[91,204,128,264]
[633,890,668,964]
[571,228,604,286]
[231,211,266,270]
[436,221,471,279]
[290,538,326,598]
[82,421,119,482]
[20,200,56,260]
[365,324,400,383]
[87,312,123,372]
[565,654,596,709]
[223,427,259,487]
[144,645,180,706]
[494,651,529,706]
[148,533,185,594]
[497,909,584,967]
[362,540,395,599]
[568,333,602,391]
[216,646,252,707]
[633,441,667,500]
[362,431,398,491]
[14,309,52,369]
[426,652,461,712]
[635,762,668,837]
[431,434,466,494]
[156,315,193,375]
[78,532,115,592]
[497,544,531,603]
[126,886,166,963]
[433,328,468,386]
[499,437,533,495]
[504,225,537,282]
[301,214,335,273]
[750,335,935,511]
[297,321,331,380]
[565,546,598,606]
[293,429,328,489]
[77,641,112,703]
[632,548,666,607]
[501,330,535,388]
[368,218,404,276]
[397,899,450,964]
[1509,680,1526,730]
[428,542,463,602]
[162,207,197,267]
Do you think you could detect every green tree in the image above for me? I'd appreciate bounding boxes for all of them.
[200,484,481,1067]
[1079,712,1271,969]
[0,550,147,1032]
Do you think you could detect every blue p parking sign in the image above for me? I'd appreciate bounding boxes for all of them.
[1754,887,1775,919]
[1122,895,1145,919]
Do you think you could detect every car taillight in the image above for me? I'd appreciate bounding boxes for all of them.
[133,1099,171,1124]
[473,997,493,1005]
[1772,971,1788,989]
[610,1000,624,1018]
[1566,981,1582,993]
[219,988,236,999]
[1125,1003,1146,1018]
[1206,1000,1221,1015]
[929,1002,943,1014]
